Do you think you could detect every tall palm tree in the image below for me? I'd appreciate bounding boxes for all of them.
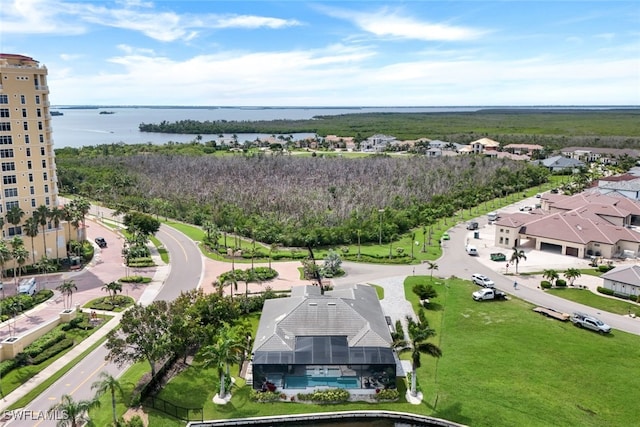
[57,280,78,309]
[23,216,39,264]
[564,268,582,286]
[401,316,443,397]
[543,269,560,286]
[101,281,122,303]
[5,206,25,234]
[49,394,100,427]
[6,298,25,337]
[510,246,527,274]
[35,205,51,256]
[91,371,123,426]
[49,206,65,263]
[10,237,28,288]
[0,240,11,297]
[63,204,75,258]
[198,326,245,399]
[71,197,91,230]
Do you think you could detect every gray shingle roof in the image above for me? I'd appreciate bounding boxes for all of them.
[253,284,392,355]
[602,265,640,286]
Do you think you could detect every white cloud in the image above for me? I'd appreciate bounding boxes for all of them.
[48,45,639,106]
[214,15,302,29]
[321,6,487,41]
[1,0,86,34]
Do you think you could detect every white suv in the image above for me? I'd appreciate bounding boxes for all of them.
[472,273,495,288]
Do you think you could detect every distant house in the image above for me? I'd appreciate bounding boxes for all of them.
[324,135,355,150]
[531,155,585,172]
[595,174,640,200]
[560,147,640,164]
[601,265,640,298]
[470,137,500,155]
[251,284,397,394]
[425,148,442,158]
[362,134,397,152]
[428,140,462,151]
[503,144,544,157]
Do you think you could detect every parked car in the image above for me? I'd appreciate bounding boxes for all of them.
[442,232,450,240]
[471,273,495,288]
[466,221,479,230]
[95,237,107,248]
[472,288,507,301]
[465,245,478,256]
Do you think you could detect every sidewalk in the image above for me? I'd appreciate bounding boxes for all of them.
[0,215,169,411]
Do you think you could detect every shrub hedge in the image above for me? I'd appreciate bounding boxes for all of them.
[540,281,552,289]
[31,338,74,364]
[120,275,152,283]
[598,264,615,272]
[22,330,66,358]
[296,388,350,403]
[597,286,615,296]
[555,279,567,287]
[374,388,400,401]
[250,390,282,402]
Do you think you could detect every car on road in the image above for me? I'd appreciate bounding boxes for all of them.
[471,273,495,288]
[442,232,450,240]
[95,237,107,248]
[466,221,479,230]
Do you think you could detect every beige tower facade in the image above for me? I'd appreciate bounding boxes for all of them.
[0,53,65,265]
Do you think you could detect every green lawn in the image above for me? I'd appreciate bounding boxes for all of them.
[89,277,640,427]
[547,288,639,316]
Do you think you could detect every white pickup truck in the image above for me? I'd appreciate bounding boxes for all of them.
[472,288,507,301]
[570,312,611,334]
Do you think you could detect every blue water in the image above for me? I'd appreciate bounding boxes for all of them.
[49,105,634,149]
[285,376,360,389]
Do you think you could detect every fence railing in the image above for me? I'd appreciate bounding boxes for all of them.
[144,395,204,422]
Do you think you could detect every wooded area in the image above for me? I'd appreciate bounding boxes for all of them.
[56,152,548,247]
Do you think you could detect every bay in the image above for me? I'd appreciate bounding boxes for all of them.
[49,105,633,149]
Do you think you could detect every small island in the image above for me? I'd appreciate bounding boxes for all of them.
[50,111,64,116]
[99,111,115,115]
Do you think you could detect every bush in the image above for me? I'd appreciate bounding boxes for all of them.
[127,258,155,268]
[597,286,615,296]
[413,283,438,300]
[0,359,17,377]
[555,279,567,287]
[374,388,399,401]
[33,289,54,304]
[120,275,152,283]
[296,388,350,403]
[613,292,630,300]
[250,390,282,402]
[23,330,66,358]
[31,338,74,364]
[598,264,615,272]
[61,315,95,331]
[540,281,552,289]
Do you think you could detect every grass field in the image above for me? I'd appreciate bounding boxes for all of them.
[547,288,640,316]
[91,277,640,427]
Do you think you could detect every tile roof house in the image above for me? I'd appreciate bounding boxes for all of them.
[560,147,640,164]
[470,137,500,155]
[531,155,585,172]
[361,134,397,152]
[495,193,640,258]
[251,284,397,393]
[601,265,640,298]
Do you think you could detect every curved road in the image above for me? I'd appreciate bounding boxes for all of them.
[9,221,203,427]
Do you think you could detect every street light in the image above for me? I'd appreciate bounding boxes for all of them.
[378,209,385,245]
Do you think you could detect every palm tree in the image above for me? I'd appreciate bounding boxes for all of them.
[71,197,91,230]
[269,242,279,269]
[10,237,28,288]
[510,246,527,274]
[6,298,25,337]
[198,327,244,399]
[33,256,56,289]
[49,207,65,262]
[426,261,438,279]
[49,394,100,427]
[0,240,11,297]
[5,205,25,234]
[101,281,122,303]
[23,216,39,264]
[543,269,559,286]
[222,274,237,299]
[63,204,75,258]
[57,280,78,309]
[91,371,123,426]
[35,205,51,256]
[564,268,582,286]
[400,316,442,397]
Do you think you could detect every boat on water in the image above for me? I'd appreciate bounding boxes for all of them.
[50,111,64,116]
[99,111,115,115]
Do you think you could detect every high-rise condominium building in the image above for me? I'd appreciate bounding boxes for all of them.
[0,53,62,262]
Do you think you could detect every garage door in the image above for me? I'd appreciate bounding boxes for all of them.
[540,242,562,254]
[565,247,579,257]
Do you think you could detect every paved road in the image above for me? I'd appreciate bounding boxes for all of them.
[6,212,204,426]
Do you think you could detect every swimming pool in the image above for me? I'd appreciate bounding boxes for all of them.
[285,376,360,389]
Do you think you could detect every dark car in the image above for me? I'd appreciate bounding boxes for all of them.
[466,221,479,230]
[95,237,107,248]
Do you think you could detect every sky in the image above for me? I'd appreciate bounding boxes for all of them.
[1,0,639,106]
